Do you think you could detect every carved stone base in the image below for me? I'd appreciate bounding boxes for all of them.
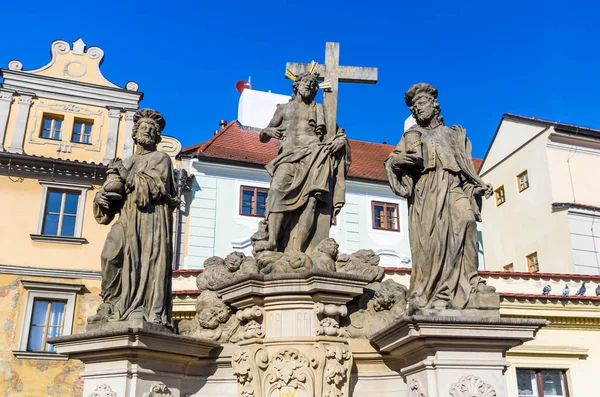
[370,316,547,397]
[49,326,219,397]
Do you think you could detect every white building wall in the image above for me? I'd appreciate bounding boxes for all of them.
[480,121,574,273]
[183,160,412,269]
[238,89,290,129]
[567,208,600,275]
[546,131,600,207]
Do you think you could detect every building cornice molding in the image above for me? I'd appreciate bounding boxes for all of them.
[0,264,101,280]
[0,151,107,184]
[21,279,85,292]
[0,69,143,109]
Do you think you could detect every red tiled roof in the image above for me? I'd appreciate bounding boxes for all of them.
[183,121,484,181]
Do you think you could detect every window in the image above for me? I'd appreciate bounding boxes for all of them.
[517,369,569,397]
[31,181,91,244]
[72,120,93,144]
[372,201,400,231]
[240,186,268,217]
[27,299,66,352]
[15,280,83,359]
[518,171,530,192]
[495,185,506,206]
[42,189,80,237]
[504,263,514,272]
[527,252,539,273]
[40,115,63,140]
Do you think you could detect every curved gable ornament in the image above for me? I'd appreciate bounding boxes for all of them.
[157,135,182,160]
[8,38,120,88]
[449,375,497,397]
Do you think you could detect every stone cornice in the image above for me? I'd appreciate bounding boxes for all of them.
[0,151,107,184]
[0,69,143,109]
[0,264,101,280]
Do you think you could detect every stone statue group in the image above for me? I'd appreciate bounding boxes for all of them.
[88,67,497,337]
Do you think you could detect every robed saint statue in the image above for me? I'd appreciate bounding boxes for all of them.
[88,108,179,329]
[385,83,496,314]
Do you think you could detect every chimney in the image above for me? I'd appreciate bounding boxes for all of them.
[219,120,228,129]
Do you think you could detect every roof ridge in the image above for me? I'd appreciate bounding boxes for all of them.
[504,113,600,134]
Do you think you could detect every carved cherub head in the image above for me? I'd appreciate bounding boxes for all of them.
[316,238,339,260]
[404,83,444,127]
[132,108,165,148]
[224,252,245,272]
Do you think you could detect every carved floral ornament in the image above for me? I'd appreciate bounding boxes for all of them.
[232,343,352,397]
[409,378,427,397]
[449,375,497,397]
[88,384,117,397]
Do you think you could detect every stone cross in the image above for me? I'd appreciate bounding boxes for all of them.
[286,42,378,138]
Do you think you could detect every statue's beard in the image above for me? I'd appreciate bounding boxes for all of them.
[415,110,435,125]
[299,87,315,102]
[135,133,157,148]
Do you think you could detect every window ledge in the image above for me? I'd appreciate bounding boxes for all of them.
[30,234,88,245]
[12,350,69,361]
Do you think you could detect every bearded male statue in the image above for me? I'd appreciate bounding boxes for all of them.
[385,84,497,315]
[251,71,349,258]
[87,108,180,330]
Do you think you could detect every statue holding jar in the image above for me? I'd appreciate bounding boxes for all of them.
[384,83,495,315]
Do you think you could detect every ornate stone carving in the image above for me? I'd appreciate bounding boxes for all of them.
[178,290,242,342]
[7,60,22,71]
[232,346,270,397]
[237,305,265,339]
[88,384,117,397]
[87,46,104,60]
[335,249,384,282]
[126,81,139,91]
[156,136,182,159]
[345,279,408,338]
[52,40,70,55]
[232,343,353,397]
[410,378,427,397]
[315,303,348,337]
[269,349,311,389]
[449,375,497,397]
[63,104,81,112]
[142,382,173,397]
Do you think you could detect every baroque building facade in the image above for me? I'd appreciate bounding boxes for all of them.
[0,38,183,396]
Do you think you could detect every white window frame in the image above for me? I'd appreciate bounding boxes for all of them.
[14,280,83,360]
[32,180,92,244]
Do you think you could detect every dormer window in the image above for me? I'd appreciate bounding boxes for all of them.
[40,115,63,140]
[72,120,93,144]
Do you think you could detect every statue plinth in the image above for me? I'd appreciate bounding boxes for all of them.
[371,316,548,397]
[49,324,219,397]
[217,272,370,397]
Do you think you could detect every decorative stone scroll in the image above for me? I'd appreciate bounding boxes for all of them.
[410,378,427,397]
[449,375,497,397]
[142,382,173,397]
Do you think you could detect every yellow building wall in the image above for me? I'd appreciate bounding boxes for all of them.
[0,176,105,271]
[0,273,101,397]
[3,97,117,164]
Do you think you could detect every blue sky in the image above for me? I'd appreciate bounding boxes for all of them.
[1,1,600,158]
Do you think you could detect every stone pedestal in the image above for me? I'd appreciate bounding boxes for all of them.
[370,316,547,397]
[49,323,218,397]
[217,271,370,397]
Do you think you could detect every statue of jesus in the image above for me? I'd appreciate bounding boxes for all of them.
[252,70,349,256]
